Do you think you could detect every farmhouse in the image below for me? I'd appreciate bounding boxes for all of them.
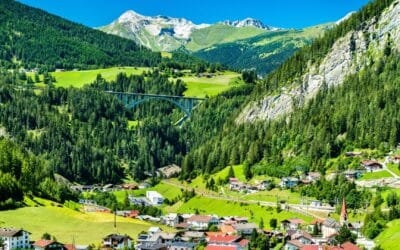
[361,160,383,172]
[102,234,133,250]
[0,228,31,250]
[33,240,65,250]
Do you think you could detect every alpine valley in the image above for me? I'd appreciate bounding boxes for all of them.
[1,0,400,250]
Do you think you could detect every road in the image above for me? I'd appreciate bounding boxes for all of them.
[383,156,400,178]
[162,180,334,219]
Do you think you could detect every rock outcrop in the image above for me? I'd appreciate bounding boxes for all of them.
[237,0,400,124]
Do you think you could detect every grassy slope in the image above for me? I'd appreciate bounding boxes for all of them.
[0,198,171,245]
[174,196,312,229]
[359,170,393,180]
[186,25,266,51]
[113,182,183,203]
[29,67,149,88]
[177,71,242,98]
[387,163,400,176]
[31,68,241,98]
[375,219,400,249]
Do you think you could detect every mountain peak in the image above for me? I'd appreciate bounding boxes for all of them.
[222,18,278,30]
[118,10,145,23]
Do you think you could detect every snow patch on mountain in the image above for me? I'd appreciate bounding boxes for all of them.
[222,18,279,30]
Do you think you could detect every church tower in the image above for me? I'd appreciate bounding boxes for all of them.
[340,197,348,226]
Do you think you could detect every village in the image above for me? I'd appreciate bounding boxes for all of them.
[0,197,361,250]
[2,152,399,250]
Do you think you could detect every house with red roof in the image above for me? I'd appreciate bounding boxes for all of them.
[207,234,241,245]
[33,240,65,250]
[205,246,237,250]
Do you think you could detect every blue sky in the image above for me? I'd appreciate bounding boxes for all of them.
[18,0,370,29]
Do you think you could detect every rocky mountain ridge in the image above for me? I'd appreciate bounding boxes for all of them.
[237,0,400,123]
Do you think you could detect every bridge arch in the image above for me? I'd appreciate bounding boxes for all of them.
[126,96,191,116]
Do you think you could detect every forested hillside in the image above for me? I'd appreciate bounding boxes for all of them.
[0,0,161,70]
[180,0,399,177]
[0,70,189,185]
[192,25,331,75]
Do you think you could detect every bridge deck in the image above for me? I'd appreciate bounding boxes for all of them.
[105,91,207,101]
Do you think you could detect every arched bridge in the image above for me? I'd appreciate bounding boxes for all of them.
[105,91,206,125]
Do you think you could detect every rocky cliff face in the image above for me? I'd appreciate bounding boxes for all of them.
[237,0,400,124]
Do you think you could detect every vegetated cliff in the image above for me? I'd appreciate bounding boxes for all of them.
[237,0,400,123]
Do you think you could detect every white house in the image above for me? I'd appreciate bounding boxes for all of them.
[162,213,180,227]
[187,215,219,231]
[146,191,164,206]
[322,218,341,239]
[0,228,31,250]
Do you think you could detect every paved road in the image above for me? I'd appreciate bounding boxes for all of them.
[383,156,400,178]
[162,180,334,219]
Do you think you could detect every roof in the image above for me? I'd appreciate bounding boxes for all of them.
[289,218,305,225]
[157,164,181,177]
[323,218,340,228]
[331,242,361,250]
[205,246,237,250]
[175,222,190,229]
[292,231,313,241]
[238,239,250,247]
[155,232,176,240]
[0,228,28,237]
[361,160,382,167]
[301,243,361,250]
[33,240,56,248]
[171,242,197,248]
[301,245,319,250]
[220,225,236,234]
[207,235,241,243]
[103,234,132,241]
[187,215,214,223]
[184,231,205,238]
[234,223,257,230]
[64,244,76,250]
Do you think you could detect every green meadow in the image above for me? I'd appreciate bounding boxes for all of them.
[29,67,149,88]
[359,170,393,180]
[174,196,312,230]
[30,68,241,98]
[375,219,400,249]
[0,197,172,245]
